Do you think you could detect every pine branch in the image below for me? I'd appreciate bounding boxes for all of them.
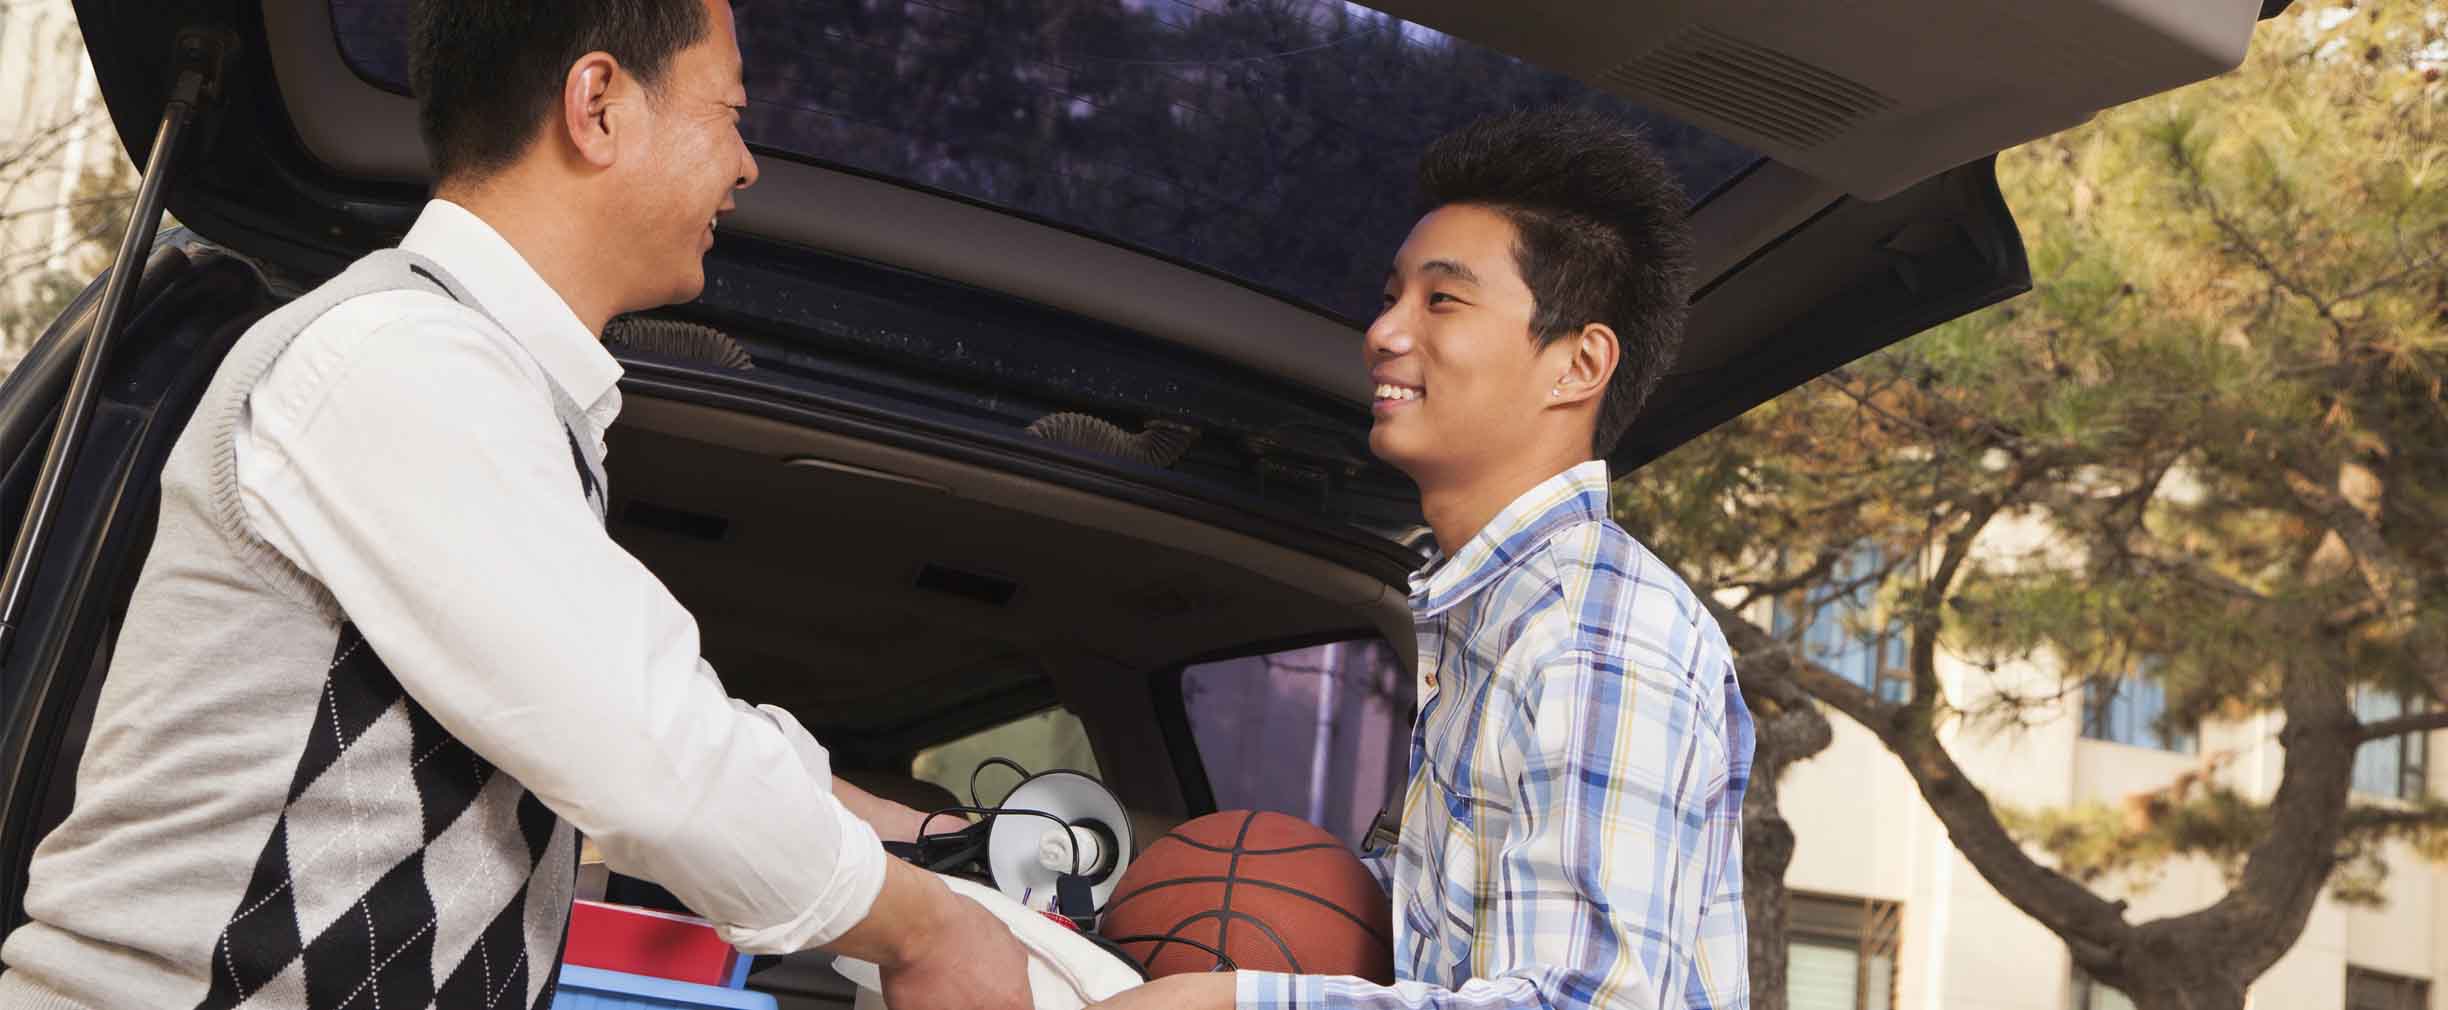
[2162,129,2352,345]
[2355,709,2448,744]
[2341,804,2448,834]
[1703,595,2135,965]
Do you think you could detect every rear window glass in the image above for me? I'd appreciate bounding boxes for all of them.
[911,706,1102,807]
[1176,638,1410,848]
[328,0,1757,324]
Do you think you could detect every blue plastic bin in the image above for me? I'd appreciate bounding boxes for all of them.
[551,965,778,1010]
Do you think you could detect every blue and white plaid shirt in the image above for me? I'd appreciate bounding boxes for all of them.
[1239,461,1754,1010]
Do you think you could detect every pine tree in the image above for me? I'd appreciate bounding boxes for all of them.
[1623,6,2447,1009]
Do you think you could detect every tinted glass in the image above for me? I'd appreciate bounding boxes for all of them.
[1179,639,1409,848]
[911,707,1102,808]
[329,0,1758,323]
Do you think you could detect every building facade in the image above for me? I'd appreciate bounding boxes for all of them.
[1769,518,2444,1010]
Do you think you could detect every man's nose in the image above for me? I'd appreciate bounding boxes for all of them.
[1365,306,1414,360]
[736,145,761,191]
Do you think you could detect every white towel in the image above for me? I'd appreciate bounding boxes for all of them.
[835,874,1146,1009]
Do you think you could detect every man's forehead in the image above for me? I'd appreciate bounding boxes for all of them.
[1392,211,1515,280]
[705,0,745,75]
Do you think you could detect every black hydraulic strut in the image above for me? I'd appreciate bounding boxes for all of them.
[0,30,232,665]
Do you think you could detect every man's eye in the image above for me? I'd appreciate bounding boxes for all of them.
[1428,292,1461,305]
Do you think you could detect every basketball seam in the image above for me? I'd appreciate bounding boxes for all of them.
[1103,875,1391,946]
[1154,836,1350,858]
[1216,811,1258,970]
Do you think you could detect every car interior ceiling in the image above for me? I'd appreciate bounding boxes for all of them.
[601,395,1414,774]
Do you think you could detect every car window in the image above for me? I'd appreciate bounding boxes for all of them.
[1176,638,1411,849]
[910,707,1102,808]
[327,0,1754,325]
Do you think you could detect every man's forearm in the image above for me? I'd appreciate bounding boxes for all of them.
[832,778,934,845]
[822,859,953,965]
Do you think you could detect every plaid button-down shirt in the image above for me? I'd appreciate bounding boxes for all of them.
[1240,461,1754,1009]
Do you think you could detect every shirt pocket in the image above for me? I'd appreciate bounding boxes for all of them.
[1413,779,1488,984]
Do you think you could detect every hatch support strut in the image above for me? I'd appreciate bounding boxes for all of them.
[0,30,232,664]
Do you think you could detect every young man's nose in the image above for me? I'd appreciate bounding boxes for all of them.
[1365,307,1416,359]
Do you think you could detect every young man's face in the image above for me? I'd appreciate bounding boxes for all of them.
[1366,204,1563,485]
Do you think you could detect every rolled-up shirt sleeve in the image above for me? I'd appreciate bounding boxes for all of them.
[237,302,886,953]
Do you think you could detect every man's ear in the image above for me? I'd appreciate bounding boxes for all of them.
[561,52,626,169]
[1548,323,1620,409]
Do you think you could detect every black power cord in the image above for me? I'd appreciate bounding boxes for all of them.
[1100,934,1240,973]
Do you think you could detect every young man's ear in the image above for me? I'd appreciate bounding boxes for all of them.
[1547,323,1620,408]
[561,52,627,169]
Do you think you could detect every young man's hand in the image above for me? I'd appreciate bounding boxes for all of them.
[1088,971,1236,1010]
[829,860,1033,1009]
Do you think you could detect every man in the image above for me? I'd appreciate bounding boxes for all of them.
[0,4,1030,1009]
[1097,110,1753,1009]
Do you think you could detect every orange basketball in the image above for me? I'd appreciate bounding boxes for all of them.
[1098,810,1393,983]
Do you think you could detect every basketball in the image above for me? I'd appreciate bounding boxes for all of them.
[1098,810,1393,983]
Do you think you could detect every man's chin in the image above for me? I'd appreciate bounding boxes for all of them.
[651,266,708,311]
[1368,426,1435,482]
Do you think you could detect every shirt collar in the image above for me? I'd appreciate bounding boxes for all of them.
[399,199,624,414]
[1410,460,1613,617]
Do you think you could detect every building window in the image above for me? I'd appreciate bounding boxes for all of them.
[2353,689,2430,801]
[1772,545,1912,703]
[1788,893,1900,1010]
[2346,966,2429,1010]
[2080,673,2196,753]
[2071,970,2137,1010]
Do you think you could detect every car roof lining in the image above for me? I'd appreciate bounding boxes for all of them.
[606,394,1414,763]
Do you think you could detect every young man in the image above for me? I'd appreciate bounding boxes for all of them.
[0,4,1029,1010]
[1099,110,1754,1009]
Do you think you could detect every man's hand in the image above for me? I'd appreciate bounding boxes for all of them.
[828,860,1032,1010]
[877,893,1031,1010]
[1089,971,1237,1010]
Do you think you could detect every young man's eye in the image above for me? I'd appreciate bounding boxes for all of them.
[1428,292,1462,306]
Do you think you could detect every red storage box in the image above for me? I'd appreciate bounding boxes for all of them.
[565,901,747,988]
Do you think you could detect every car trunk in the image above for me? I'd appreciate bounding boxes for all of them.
[4,0,2283,996]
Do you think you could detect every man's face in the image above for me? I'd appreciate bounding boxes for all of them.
[1366,204,1560,484]
[615,0,757,307]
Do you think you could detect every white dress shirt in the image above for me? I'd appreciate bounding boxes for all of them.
[232,199,887,954]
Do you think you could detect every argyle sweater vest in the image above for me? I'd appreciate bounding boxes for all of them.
[0,250,609,1010]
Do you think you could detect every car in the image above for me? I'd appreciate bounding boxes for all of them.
[0,0,2284,1006]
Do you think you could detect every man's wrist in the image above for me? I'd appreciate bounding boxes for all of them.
[879,861,958,967]
[827,859,955,968]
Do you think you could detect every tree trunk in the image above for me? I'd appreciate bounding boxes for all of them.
[1708,593,2366,1010]
[1738,661,1835,1010]
[2122,954,2249,1010]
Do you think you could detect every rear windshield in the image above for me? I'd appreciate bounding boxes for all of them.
[329,0,1758,323]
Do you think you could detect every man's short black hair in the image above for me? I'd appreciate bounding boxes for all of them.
[409,1,720,181]
[1416,108,1695,457]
